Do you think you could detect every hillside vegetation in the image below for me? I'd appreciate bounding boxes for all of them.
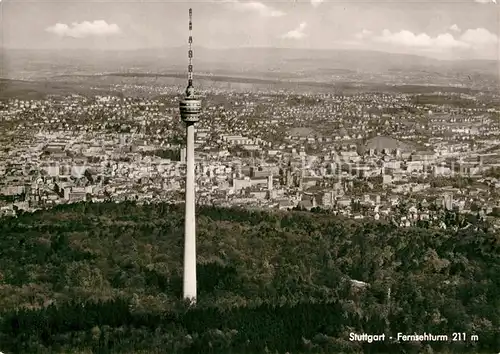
[0,79,123,100]
[0,202,499,353]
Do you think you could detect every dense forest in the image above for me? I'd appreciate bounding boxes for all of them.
[0,202,499,353]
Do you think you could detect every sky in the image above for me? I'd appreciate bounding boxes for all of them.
[1,0,499,60]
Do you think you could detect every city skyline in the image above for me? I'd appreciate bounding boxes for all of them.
[1,0,498,60]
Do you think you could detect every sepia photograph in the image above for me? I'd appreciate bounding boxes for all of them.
[0,0,499,352]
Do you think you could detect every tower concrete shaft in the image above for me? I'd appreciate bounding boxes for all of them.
[179,8,201,304]
[183,121,196,301]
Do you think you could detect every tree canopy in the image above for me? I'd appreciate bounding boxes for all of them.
[0,201,499,353]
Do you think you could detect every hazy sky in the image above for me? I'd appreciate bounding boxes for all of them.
[1,0,498,59]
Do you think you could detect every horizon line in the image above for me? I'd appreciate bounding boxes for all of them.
[1,46,495,62]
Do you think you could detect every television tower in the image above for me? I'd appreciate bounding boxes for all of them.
[179,8,201,303]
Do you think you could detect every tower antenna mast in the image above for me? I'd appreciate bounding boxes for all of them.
[187,8,193,93]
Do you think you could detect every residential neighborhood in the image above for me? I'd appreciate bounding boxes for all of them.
[1,88,500,229]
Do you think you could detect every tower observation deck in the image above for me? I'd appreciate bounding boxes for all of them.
[179,8,201,124]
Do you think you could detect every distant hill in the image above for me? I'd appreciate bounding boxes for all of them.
[0,78,125,100]
[0,47,495,98]
[0,76,482,101]
[2,47,497,86]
